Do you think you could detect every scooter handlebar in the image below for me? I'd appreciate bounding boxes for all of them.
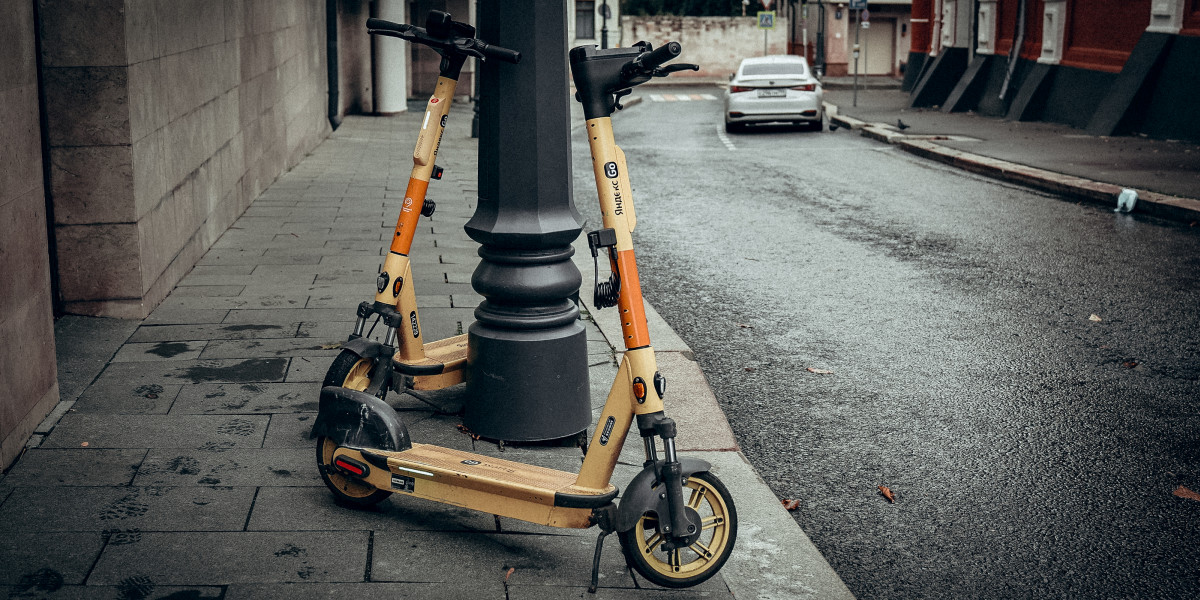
[634,41,681,71]
[366,17,411,35]
[478,41,521,64]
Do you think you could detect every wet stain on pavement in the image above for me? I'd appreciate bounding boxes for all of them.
[274,544,307,557]
[167,456,201,475]
[116,574,154,599]
[215,419,256,436]
[100,492,149,521]
[15,568,63,594]
[181,359,287,383]
[147,342,193,358]
[222,324,282,332]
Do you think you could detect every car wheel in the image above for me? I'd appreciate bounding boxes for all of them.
[724,121,742,134]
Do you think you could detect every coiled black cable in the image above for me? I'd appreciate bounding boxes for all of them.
[593,249,621,309]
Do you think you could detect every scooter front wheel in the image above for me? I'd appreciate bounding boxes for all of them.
[324,349,377,391]
[617,471,738,588]
[316,436,393,507]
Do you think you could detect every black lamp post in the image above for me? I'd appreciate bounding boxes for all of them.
[600,1,610,49]
[465,0,590,442]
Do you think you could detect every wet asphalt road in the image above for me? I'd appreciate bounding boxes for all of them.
[570,86,1200,599]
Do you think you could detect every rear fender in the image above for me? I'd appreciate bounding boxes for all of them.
[309,386,411,452]
[615,457,710,532]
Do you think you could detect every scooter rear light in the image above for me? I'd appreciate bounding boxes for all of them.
[729,85,752,93]
[790,83,816,92]
[334,457,366,476]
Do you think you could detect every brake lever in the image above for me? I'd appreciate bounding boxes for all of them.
[653,63,700,77]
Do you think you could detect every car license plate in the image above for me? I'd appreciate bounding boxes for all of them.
[758,89,786,98]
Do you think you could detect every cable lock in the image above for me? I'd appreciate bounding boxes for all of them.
[587,228,620,309]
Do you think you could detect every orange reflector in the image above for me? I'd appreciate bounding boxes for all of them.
[335,458,364,476]
[633,380,646,400]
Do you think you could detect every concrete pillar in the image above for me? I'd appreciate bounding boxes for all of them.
[464,0,589,442]
[1039,0,1067,64]
[373,0,408,114]
[1147,0,1186,34]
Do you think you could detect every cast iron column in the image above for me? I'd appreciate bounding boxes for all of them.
[465,0,590,442]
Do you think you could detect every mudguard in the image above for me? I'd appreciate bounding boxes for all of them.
[341,337,391,359]
[615,457,710,532]
[309,386,411,452]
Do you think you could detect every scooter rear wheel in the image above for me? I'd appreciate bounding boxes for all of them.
[617,471,738,588]
[318,349,392,506]
[324,349,376,391]
[316,436,392,506]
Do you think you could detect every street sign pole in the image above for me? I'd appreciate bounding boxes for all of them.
[853,8,861,106]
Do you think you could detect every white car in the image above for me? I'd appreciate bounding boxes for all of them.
[724,55,824,133]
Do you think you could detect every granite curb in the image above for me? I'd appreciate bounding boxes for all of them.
[826,103,1200,223]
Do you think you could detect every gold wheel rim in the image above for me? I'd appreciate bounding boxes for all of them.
[342,357,373,391]
[633,476,732,579]
[319,437,378,499]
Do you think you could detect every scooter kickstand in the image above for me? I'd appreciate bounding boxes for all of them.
[588,529,611,594]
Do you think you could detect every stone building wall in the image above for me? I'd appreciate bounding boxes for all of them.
[41,0,332,318]
[621,15,791,80]
[0,2,60,470]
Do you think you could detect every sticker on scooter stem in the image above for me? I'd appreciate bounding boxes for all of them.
[599,416,616,445]
[604,162,619,178]
[441,114,448,128]
[409,311,420,338]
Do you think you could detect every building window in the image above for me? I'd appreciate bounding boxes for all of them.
[577,1,596,39]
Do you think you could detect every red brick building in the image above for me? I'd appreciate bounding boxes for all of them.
[903,0,1200,140]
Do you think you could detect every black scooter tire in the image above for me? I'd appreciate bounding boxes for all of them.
[323,348,377,391]
[617,471,738,588]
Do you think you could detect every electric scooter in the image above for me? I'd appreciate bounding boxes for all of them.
[323,11,520,399]
[311,40,734,590]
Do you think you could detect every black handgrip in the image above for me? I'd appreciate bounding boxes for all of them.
[480,42,521,64]
[636,41,681,70]
[366,18,406,33]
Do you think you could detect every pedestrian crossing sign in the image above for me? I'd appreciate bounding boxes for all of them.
[758,11,775,29]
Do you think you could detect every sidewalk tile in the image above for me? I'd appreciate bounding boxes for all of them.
[0,486,254,532]
[87,531,369,585]
[198,339,342,360]
[225,582,498,600]
[263,414,318,449]
[111,341,207,362]
[134,448,319,487]
[73,381,182,414]
[2,449,146,486]
[0,533,105,586]
[248,486,523,533]
[96,358,290,385]
[128,323,301,343]
[41,415,269,449]
[171,382,318,414]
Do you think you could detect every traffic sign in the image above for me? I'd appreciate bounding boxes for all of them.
[848,0,867,9]
[757,11,775,29]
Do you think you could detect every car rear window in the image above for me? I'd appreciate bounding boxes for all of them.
[742,63,806,76]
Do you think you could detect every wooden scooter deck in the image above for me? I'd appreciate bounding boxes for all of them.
[395,334,469,389]
[335,443,616,528]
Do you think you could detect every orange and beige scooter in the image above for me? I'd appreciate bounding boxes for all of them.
[323,11,520,400]
[311,40,735,590]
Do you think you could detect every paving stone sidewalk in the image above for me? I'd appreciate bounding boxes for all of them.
[2,109,852,599]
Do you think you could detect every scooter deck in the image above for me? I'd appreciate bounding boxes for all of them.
[396,334,468,389]
[335,442,616,528]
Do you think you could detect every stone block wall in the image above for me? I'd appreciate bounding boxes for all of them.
[621,16,791,79]
[0,2,60,469]
[41,0,332,317]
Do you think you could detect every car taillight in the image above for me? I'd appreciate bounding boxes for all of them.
[730,85,753,93]
[790,83,816,92]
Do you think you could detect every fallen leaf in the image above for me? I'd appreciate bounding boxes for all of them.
[1122,361,1138,369]
[878,485,895,503]
[744,367,757,372]
[736,323,754,329]
[806,367,834,374]
[504,567,516,582]
[1088,314,1103,322]
[320,343,342,350]
[1173,486,1200,502]
[80,442,89,447]
[780,499,800,511]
